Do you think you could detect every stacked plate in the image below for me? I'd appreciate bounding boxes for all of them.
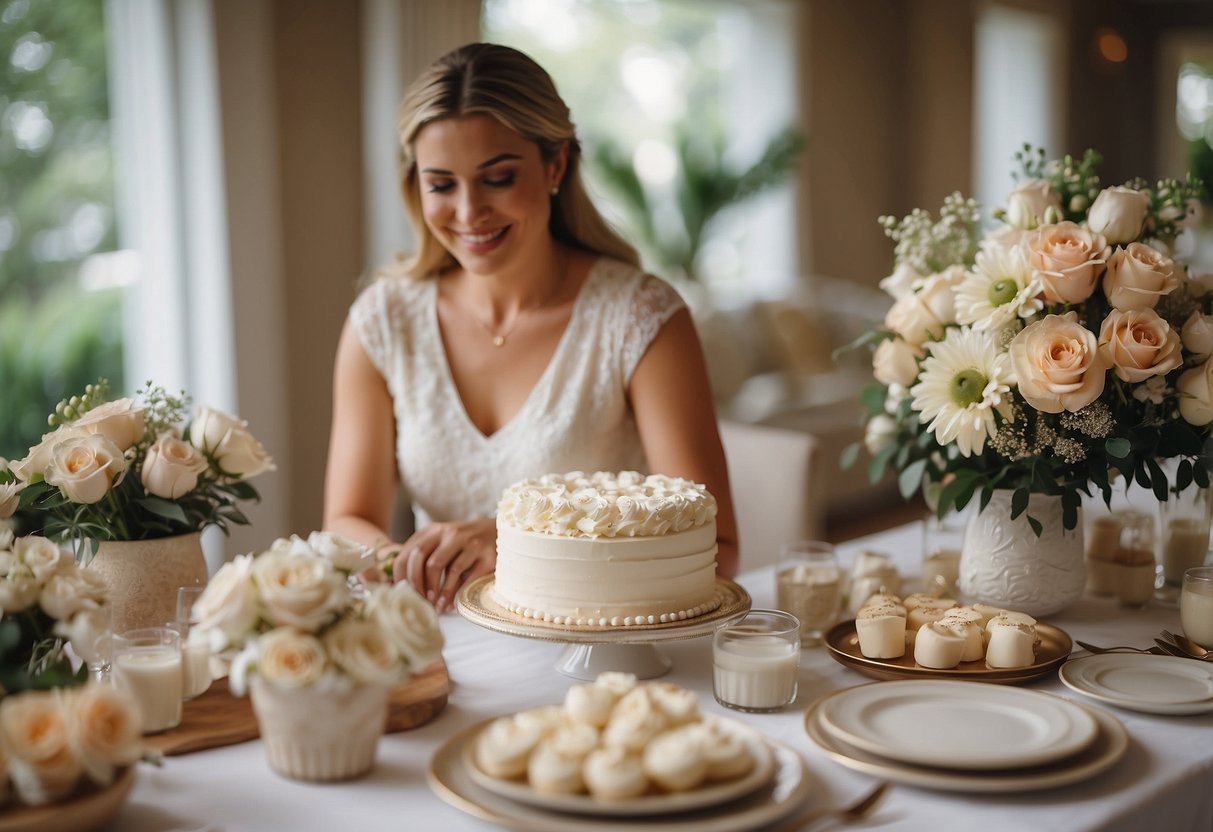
[1060,653,1213,715]
[428,717,811,832]
[805,680,1128,793]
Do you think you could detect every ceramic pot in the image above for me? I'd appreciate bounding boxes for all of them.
[86,532,208,633]
[250,676,389,781]
[960,491,1086,617]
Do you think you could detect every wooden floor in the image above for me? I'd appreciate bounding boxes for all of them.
[823,497,928,544]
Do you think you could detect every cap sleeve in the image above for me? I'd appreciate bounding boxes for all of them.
[348,277,397,378]
[620,274,687,382]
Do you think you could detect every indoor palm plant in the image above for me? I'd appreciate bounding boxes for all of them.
[850,146,1206,614]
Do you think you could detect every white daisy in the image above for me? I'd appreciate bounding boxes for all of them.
[955,243,1043,331]
[910,328,1015,456]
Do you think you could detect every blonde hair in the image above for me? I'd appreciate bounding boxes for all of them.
[395,42,639,279]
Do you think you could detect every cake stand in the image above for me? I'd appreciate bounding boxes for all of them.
[456,575,752,680]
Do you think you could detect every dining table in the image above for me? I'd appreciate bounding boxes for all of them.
[113,506,1213,832]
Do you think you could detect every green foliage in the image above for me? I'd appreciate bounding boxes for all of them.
[590,124,803,282]
[0,612,87,693]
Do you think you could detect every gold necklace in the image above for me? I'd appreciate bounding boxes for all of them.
[471,257,566,348]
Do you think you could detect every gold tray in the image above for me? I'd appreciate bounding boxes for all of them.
[824,619,1073,685]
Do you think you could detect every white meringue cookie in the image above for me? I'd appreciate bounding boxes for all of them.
[547,722,599,759]
[528,741,585,794]
[694,719,755,781]
[594,671,638,697]
[602,703,667,752]
[475,716,543,779]
[648,683,700,726]
[642,727,708,792]
[565,684,617,728]
[583,746,649,799]
[513,705,567,737]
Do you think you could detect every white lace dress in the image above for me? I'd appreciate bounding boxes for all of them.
[349,257,686,527]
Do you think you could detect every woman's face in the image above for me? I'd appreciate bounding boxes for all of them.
[413,114,565,276]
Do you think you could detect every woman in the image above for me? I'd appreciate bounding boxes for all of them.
[323,43,737,612]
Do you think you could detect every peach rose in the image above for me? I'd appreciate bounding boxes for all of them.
[1102,243,1180,311]
[0,481,25,519]
[1183,311,1213,357]
[67,684,143,786]
[323,618,402,687]
[1097,308,1183,383]
[71,398,146,451]
[1178,359,1213,426]
[256,628,328,689]
[1028,222,1111,304]
[872,338,922,388]
[1087,186,1150,245]
[1008,312,1109,413]
[252,550,348,632]
[192,554,259,647]
[141,435,208,499]
[0,690,81,805]
[7,426,82,482]
[44,434,127,505]
[189,406,275,479]
[364,582,444,670]
[883,266,962,347]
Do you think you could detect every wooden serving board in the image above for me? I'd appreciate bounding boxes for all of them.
[144,659,450,756]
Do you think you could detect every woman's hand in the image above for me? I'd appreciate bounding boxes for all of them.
[391,518,497,613]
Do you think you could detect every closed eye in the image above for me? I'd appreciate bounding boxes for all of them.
[426,181,454,194]
[484,172,516,188]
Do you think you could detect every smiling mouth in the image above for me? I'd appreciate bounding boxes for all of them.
[459,227,508,245]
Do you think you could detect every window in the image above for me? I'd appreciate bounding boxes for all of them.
[0,0,123,458]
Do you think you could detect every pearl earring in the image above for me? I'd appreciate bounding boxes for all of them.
[550,186,559,196]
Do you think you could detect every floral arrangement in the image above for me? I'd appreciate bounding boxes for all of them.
[190,531,444,695]
[0,532,110,692]
[0,683,143,806]
[853,146,1207,531]
[0,380,274,556]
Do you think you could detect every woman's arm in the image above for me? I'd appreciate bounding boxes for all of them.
[322,319,401,560]
[628,308,739,578]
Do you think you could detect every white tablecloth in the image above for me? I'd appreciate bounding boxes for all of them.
[116,519,1213,832]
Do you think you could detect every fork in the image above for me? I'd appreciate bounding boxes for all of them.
[774,781,890,832]
[1075,640,1166,656]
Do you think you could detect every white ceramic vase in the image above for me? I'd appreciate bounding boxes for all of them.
[250,676,389,781]
[959,491,1086,617]
[86,532,208,632]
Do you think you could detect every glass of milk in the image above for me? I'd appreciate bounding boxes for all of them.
[776,541,841,645]
[1181,566,1213,649]
[173,585,213,701]
[112,627,183,734]
[713,609,801,713]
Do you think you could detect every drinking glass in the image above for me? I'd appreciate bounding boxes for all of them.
[1158,488,1213,588]
[112,627,183,733]
[174,585,212,700]
[1085,513,1122,596]
[921,513,963,597]
[1115,510,1156,608]
[1181,566,1213,649]
[712,609,801,713]
[775,541,841,645]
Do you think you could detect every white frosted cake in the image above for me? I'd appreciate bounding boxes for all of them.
[493,471,720,626]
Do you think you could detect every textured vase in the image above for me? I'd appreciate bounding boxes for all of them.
[86,532,208,632]
[250,676,389,781]
[960,491,1086,617]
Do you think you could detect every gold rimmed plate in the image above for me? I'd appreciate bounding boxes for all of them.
[824,619,1072,684]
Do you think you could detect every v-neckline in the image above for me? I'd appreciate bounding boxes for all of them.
[431,259,601,442]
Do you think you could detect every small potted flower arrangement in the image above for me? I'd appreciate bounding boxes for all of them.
[190,531,444,782]
[1,379,274,631]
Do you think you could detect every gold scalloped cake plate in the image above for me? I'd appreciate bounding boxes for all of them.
[457,575,752,638]
[462,717,773,817]
[824,619,1073,685]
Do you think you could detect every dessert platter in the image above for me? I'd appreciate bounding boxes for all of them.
[804,680,1129,793]
[428,676,811,831]
[459,472,751,679]
[1059,653,1213,715]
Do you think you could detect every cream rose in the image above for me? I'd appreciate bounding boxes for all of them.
[0,575,40,614]
[1087,186,1150,245]
[71,398,146,451]
[256,627,328,688]
[306,531,372,573]
[872,337,922,387]
[878,262,922,301]
[1101,243,1180,311]
[141,435,209,499]
[7,426,82,482]
[252,550,348,632]
[0,481,25,520]
[44,434,126,505]
[189,406,275,479]
[1005,179,1062,230]
[38,568,107,620]
[1178,359,1213,425]
[53,606,111,667]
[0,690,81,805]
[1028,222,1111,304]
[1183,311,1213,358]
[883,267,962,347]
[364,582,444,670]
[192,554,259,646]
[864,414,899,456]
[1097,308,1183,383]
[67,684,142,786]
[1008,312,1109,413]
[14,535,65,581]
[323,618,402,686]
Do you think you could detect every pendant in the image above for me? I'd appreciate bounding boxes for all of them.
[492,335,506,347]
